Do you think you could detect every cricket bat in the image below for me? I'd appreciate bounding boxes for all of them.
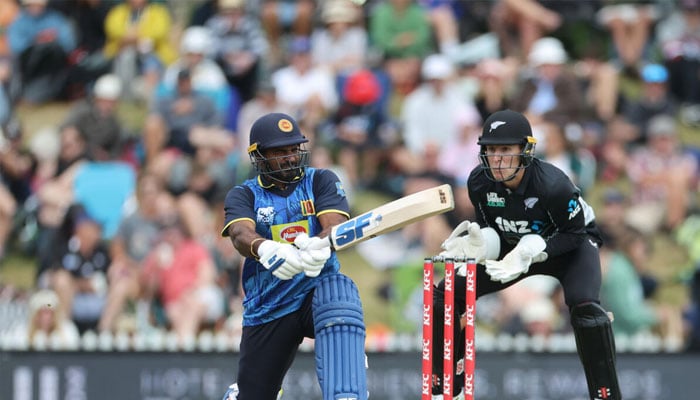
[329,184,455,251]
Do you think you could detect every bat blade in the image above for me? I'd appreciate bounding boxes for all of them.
[330,184,455,251]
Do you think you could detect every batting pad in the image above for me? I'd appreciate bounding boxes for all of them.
[571,302,621,400]
[313,273,368,400]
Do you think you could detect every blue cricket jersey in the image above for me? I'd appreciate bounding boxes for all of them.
[221,167,350,326]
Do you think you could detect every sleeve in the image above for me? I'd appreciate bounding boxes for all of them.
[540,177,588,258]
[221,185,255,236]
[7,16,33,54]
[312,169,351,218]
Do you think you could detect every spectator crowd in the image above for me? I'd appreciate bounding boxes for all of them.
[0,0,699,352]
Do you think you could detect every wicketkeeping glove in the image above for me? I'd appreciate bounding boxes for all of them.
[440,220,501,265]
[257,240,304,280]
[484,234,547,283]
[293,233,332,277]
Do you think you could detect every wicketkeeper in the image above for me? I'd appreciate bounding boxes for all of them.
[431,110,621,399]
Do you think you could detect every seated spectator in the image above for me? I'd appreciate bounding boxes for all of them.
[509,37,586,127]
[259,0,315,65]
[60,74,126,162]
[596,0,659,71]
[311,0,367,79]
[205,0,269,103]
[656,0,700,104]
[50,0,112,96]
[595,188,630,247]
[318,69,398,189]
[98,171,170,333]
[0,119,34,261]
[369,0,433,94]
[7,0,76,104]
[625,114,698,234]
[104,0,177,101]
[622,63,679,145]
[394,54,475,176]
[47,206,111,333]
[600,227,684,340]
[143,68,231,178]
[157,26,233,122]
[538,118,597,196]
[140,213,224,344]
[270,36,338,134]
[237,82,294,160]
[11,289,80,350]
[489,0,562,60]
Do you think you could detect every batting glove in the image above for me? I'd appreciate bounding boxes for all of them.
[293,233,331,277]
[484,234,547,283]
[440,220,501,265]
[257,240,304,280]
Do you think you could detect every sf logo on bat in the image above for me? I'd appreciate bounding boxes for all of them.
[333,212,382,247]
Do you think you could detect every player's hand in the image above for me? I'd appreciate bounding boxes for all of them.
[257,240,304,280]
[440,220,500,264]
[293,233,331,277]
[484,234,547,283]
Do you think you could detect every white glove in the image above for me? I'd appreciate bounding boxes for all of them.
[257,240,304,280]
[484,234,547,283]
[440,220,501,264]
[293,233,332,277]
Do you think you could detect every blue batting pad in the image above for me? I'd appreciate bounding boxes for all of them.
[313,273,368,400]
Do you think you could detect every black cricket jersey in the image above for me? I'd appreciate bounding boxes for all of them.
[467,158,602,259]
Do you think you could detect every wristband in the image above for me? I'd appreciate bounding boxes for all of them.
[250,238,266,259]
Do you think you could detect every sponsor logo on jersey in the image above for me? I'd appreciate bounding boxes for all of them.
[567,198,581,220]
[256,206,275,224]
[272,221,310,243]
[300,199,315,216]
[495,217,532,234]
[524,197,539,209]
[486,192,505,207]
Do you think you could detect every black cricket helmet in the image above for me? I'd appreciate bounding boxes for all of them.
[477,109,537,182]
[248,113,310,183]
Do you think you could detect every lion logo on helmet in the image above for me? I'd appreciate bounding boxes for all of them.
[278,119,293,133]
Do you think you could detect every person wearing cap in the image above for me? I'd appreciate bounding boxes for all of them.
[431,109,621,399]
[11,289,80,350]
[509,36,586,126]
[622,63,679,145]
[204,0,269,103]
[625,113,698,234]
[397,54,475,175]
[59,73,126,161]
[310,0,367,77]
[220,112,368,399]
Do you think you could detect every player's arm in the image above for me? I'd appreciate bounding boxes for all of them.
[540,180,590,258]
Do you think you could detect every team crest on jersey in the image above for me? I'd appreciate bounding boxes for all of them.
[567,198,581,220]
[257,207,275,224]
[336,181,346,197]
[486,192,505,207]
[300,199,315,216]
[524,197,539,209]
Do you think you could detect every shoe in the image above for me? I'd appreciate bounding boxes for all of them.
[221,383,283,400]
[431,389,465,400]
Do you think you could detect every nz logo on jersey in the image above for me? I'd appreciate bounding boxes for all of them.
[486,192,505,207]
[257,207,275,225]
[567,198,581,220]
